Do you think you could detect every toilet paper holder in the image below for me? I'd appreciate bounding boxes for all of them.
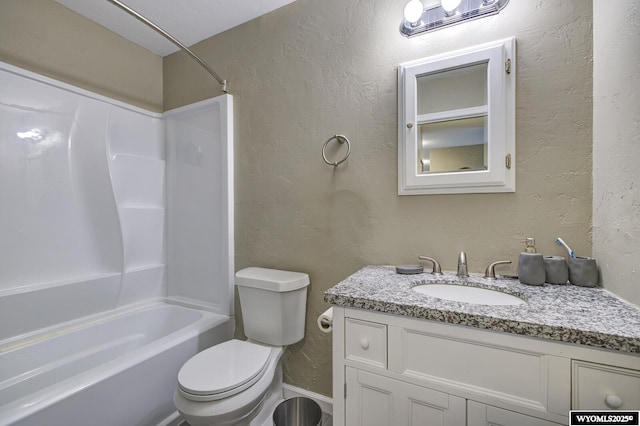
[317,308,333,333]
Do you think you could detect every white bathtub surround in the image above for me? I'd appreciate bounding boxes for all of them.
[0,60,233,315]
[0,274,122,342]
[165,97,234,312]
[0,62,234,425]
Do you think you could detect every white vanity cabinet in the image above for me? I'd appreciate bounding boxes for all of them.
[332,307,640,426]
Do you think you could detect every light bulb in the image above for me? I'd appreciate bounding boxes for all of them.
[441,0,462,14]
[403,0,424,24]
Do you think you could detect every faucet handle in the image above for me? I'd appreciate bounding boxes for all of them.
[418,256,442,275]
[484,260,512,279]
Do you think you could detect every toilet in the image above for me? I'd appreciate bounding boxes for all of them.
[174,267,310,426]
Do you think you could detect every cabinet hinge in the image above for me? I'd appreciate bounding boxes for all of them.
[505,58,512,74]
[505,153,512,169]
[344,382,347,399]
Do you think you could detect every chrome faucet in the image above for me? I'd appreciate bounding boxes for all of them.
[457,251,469,278]
[418,256,442,275]
[484,260,512,279]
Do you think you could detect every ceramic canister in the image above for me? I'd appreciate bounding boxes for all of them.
[569,256,598,287]
[518,252,545,286]
[543,256,569,284]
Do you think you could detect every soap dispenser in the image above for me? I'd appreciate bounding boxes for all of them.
[518,238,545,285]
[524,238,536,253]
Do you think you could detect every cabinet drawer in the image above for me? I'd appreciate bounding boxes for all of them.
[572,361,640,410]
[345,318,387,368]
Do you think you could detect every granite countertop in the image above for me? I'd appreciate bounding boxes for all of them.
[324,266,640,354]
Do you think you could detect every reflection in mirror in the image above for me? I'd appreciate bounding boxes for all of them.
[417,63,487,114]
[418,116,487,174]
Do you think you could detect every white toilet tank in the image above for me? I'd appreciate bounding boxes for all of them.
[235,267,310,346]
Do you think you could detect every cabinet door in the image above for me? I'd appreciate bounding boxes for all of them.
[345,367,465,426]
[467,401,565,426]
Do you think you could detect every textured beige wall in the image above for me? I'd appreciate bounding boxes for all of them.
[593,0,640,306]
[164,0,593,396]
[0,0,163,111]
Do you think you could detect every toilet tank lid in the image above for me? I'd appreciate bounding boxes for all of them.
[235,267,310,292]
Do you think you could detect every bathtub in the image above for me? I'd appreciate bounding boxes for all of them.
[0,301,233,426]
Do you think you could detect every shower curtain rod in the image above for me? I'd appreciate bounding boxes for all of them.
[106,0,228,93]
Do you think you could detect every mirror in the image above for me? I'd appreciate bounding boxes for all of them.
[417,63,487,174]
[398,38,515,195]
[419,116,487,174]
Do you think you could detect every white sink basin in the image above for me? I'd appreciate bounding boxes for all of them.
[412,284,525,306]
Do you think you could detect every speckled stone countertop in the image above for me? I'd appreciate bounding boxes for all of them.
[324,266,640,354]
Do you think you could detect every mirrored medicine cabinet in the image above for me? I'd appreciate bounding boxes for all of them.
[398,37,516,195]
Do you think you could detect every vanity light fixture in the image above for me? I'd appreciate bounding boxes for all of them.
[400,0,510,38]
[441,0,462,16]
[403,0,424,25]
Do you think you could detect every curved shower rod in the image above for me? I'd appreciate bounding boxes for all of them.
[106,0,228,93]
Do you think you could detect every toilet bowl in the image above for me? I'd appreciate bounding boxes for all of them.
[174,268,309,426]
[174,341,284,426]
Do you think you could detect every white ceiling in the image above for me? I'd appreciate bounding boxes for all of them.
[54,0,298,57]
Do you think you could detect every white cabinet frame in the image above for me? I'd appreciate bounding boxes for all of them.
[398,38,516,195]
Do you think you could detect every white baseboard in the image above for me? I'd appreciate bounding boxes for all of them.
[282,383,333,416]
[156,410,183,426]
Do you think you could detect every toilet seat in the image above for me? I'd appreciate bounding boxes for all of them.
[177,340,271,402]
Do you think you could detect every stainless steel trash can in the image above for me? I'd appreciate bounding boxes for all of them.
[272,397,322,426]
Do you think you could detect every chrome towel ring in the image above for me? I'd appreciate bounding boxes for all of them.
[322,134,351,167]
